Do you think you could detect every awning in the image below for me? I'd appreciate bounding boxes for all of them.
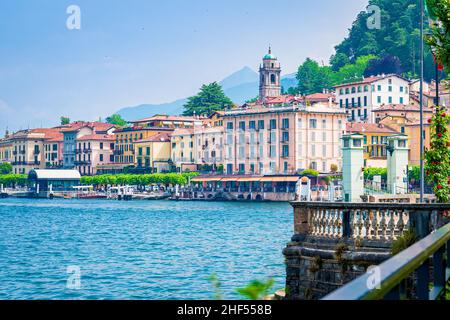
[220,177,240,182]
[191,177,222,182]
[237,177,262,182]
[260,176,300,182]
[28,169,81,181]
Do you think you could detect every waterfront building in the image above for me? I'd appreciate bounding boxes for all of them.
[335,74,410,123]
[113,126,173,168]
[62,122,116,170]
[28,169,81,197]
[43,133,64,169]
[223,102,346,175]
[75,134,115,176]
[129,115,204,128]
[223,50,347,176]
[171,128,196,172]
[346,122,400,168]
[10,128,65,174]
[0,137,13,164]
[134,133,172,173]
[193,125,224,171]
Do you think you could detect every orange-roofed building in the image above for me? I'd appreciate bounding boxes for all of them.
[346,122,400,167]
[62,121,116,174]
[9,128,67,174]
[74,134,115,176]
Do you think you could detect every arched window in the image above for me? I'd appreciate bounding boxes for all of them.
[261,75,265,83]
[270,74,276,84]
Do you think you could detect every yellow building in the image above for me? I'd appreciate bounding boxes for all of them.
[134,133,172,173]
[346,122,400,168]
[0,138,13,164]
[113,127,173,165]
[404,122,431,166]
[171,128,196,172]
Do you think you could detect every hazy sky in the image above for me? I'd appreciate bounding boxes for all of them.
[0,0,368,133]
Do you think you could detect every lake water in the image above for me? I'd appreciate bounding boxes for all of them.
[0,198,292,300]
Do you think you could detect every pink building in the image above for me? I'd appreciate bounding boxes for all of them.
[75,134,115,176]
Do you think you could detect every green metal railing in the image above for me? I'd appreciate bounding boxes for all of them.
[323,222,450,300]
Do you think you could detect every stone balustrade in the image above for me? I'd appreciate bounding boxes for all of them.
[285,202,450,300]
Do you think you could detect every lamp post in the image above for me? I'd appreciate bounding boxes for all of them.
[419,0,425,203]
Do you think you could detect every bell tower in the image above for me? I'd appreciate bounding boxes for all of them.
[259,47,281,101]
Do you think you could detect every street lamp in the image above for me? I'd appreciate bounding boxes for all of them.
[419,0,425,203]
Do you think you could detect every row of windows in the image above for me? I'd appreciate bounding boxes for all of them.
[339,82,409,95]
[227,118,334,131]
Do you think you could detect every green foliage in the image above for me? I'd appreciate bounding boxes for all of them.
[364,167,387,181]
[332,0,436,80]
[183,82,233,116]
[80,172,199,187]
[295,55,375,94]
[424,108,450,203]
[60,116,70,125]
[300,169,319,177]
[425,0,450,75]
[391,229,417,255]
[0,162,13,174]
[0,174,27,187]
[106,114,127,127]
[235,278,275,300]
[245,97,258,104]
[408,165,421,182]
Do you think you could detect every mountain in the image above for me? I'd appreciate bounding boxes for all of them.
[115,67,299,121]
[219,66,259,90]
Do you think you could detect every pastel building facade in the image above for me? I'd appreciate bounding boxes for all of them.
[223,103,347,175]
[0,138,13,164]
[62,121,116,170]
[75,134,115,175]
[171,128,196,172]
[335,74,410,123]
[134,133,172,173]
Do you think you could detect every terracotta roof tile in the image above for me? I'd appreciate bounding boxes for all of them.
[346,122,399,134]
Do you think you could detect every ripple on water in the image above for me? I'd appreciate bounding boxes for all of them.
[0,198,292,300]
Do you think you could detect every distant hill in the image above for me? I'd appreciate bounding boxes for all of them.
[116,68,299,121]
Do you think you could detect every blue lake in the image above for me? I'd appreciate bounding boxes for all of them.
[0,198,292,300]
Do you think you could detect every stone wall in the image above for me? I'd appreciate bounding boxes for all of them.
[283,236,391,300]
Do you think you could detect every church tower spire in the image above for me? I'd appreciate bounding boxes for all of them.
[259,47,281,101]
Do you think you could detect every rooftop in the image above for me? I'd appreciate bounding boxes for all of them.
[135,133,171,143]
[346,122,399,134]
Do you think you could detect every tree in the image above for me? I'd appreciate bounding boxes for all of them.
[364,54,403,77]
[296,58,333,95]
[183,82,233,116]
[329,53,350,72]
[426,0,450,75]
[333,0,436,80]
[0,162,12,174]
[425,107,450,203]
[60,117,70,125]
[106,114,127,127]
